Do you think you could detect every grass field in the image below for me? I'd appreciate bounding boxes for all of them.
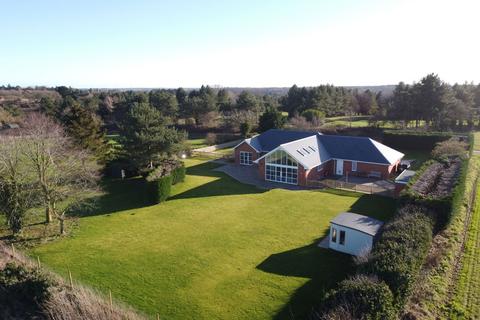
[451,138,480,318]
[30,158,396,319]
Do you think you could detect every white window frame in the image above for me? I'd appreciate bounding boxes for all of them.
[239,151,253,165]
[351,161,358,172]
[265,150,299,185]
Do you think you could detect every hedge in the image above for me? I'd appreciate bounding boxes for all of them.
[172,164,186,185]
[400,158,468,230]
[383,131,452,150]
[319,275,395,320]
[147,175,173,204]
[362,206,435,309]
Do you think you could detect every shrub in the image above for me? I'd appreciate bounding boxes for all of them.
[319,275,395,320]
[205,132,217,145]
[362,206,434,308]
[431,138,468,160]
[0,262,54,318]
[172,164,186,185]
[301,109,325,123]
[240,122,252,137]
[147,175,172,204]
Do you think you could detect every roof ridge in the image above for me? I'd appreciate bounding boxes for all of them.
[279,134,318,147]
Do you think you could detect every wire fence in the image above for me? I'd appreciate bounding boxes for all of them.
[307,178,394,197]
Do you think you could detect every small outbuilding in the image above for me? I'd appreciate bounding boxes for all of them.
[329,212,384,256]
[394,169,416,197]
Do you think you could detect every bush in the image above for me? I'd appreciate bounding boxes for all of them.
[431,138,468,160]
[240,122,252,137]
[301,109,325,123]
[362,206,434,308]
[0,262,54,318]
[147,175,172,204]
[205,132,217,145]
[319,275,395,320]
[172,164,186,185]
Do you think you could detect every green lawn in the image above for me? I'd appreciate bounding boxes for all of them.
[401,149,432,170]
[30,158,396,319]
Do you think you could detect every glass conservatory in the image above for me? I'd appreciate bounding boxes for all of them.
[265,150,299,185]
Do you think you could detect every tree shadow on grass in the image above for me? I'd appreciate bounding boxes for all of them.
[69,177,150,218]
[257,232,354,319]
[169,161,266,201]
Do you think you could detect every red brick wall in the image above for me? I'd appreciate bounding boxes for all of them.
[334,160,398,179]
[234,142,259,165]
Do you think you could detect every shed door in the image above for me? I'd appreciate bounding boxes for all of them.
[336,159,344,175]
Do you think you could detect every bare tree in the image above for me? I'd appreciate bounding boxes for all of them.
[0,133,39,234]
[21,113,100,234]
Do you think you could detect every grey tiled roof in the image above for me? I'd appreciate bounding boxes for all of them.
[251,129,317,152]
[318,135,404,164]
[331,212,384,236]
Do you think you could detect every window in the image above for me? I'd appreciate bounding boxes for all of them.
[265,150,298,185]
[331,228,337,243]
[240,151,252,165]
[339,230,346,245]
[351,161,358,172]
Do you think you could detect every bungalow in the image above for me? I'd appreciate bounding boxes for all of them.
[329,212,384,256]
[233,129,404,186]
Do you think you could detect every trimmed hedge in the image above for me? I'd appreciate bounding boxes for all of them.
[383,131,452,150]
[400,158,467,230]
[362,206,434,308]
[172,164,186,185]
[320,275,395,320]
[148,175,173,204]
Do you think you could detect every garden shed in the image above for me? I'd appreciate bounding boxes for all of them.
[329,212,384,256]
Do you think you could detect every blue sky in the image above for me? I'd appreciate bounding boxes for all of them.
[1,0,479,88]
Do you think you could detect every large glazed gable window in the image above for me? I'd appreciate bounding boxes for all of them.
[240,151,252,165]
[265,150,298,185]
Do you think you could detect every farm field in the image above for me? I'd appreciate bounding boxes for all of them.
[30,157,396,320]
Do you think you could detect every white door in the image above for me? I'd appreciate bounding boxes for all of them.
[336,159,344,175]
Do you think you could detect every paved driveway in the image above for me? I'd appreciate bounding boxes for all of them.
[214,163,305,191]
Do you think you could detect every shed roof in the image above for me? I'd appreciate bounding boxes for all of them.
[330,212,384,236]
[395,169,416,184]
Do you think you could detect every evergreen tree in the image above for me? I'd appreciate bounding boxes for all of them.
[64,101,110,161]
[149,90,179,119]
[258,107,286,132]
[121,102,186,172]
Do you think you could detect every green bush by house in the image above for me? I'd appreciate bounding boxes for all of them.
[147,175,173,204]
[172,164,186,185]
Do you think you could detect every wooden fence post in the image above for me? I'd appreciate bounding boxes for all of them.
[37,256,41,268]
[68,269,73,289]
